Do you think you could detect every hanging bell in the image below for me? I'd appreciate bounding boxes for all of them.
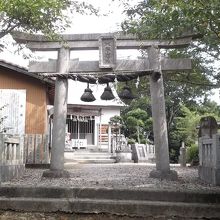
[118,83,135,100]
[100,83,115,100]
[80,83,96,102]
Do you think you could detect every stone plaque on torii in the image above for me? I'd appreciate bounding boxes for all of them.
[12,32,192,179]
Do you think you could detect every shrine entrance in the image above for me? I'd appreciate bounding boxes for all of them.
[66,115,95,148]
[12,31,193,179]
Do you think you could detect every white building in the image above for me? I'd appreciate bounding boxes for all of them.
[66,80,124,152]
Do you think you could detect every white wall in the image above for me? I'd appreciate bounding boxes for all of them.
[101,107,121,124]
[0,89,26,135]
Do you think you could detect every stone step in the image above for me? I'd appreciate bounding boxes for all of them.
[65,159,116,165]
[65,150,111,154]
[0,187,219,203]
[64,151,116,164]
[65,153,113,157]
[0,197,220,218]
[0,187,219,219]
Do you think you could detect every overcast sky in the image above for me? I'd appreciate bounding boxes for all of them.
[70,0,125,34]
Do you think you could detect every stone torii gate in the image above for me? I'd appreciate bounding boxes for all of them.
[13,32,192,179]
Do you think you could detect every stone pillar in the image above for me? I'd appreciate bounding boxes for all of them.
[42,47,70,178]
[0,134,3,183]
[148,46,177,180]
[108,124,112,153]
[179,142,186,167]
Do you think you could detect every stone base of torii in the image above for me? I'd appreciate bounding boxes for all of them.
[12,32,192,180]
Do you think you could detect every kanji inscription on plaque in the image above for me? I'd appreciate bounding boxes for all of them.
[99,36,116,69]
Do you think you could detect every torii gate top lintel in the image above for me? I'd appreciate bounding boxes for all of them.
[12,31,192,51]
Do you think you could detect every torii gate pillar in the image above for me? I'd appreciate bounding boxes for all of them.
[43,47,70,178]
[148,46,178,180]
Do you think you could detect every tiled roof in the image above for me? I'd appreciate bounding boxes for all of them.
[0,59,27,72]
[0,59,54,84]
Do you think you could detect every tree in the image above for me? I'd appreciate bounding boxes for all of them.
[173,100,220,157]
[121,108,152,144]
[196,99,220,117]
[172,105,200,148]
[122,0,220,85]
[0,0,97,49]
[122,0,220,48]
[0,104,8,133]
[169,101,220,163]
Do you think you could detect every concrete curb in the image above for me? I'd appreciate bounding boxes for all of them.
[0,186,219,218]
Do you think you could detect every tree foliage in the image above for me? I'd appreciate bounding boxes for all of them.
[122,0,220,85]
[122,0,220,49]
[120,100,153,144]
[186,144,199,165]
[0,0,97,41]
[0,104,8,133]
[172,105,200,147]
[124,108,147,144]
[171,101,220,149]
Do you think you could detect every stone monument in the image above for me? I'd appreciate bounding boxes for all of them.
[198,116,220,185]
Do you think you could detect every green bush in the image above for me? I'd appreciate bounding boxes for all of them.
[127,138,136,144]
[186,144,199,165]
[140,139,147,144]
[169,148,179,164]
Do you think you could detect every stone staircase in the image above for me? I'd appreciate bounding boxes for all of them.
[0,186,219,219]
[64,150,116,164]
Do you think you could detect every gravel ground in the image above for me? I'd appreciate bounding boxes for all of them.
[1,163,220,192]
[0,211,215,220]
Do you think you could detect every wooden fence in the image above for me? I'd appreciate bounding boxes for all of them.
[24,134,50,164]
